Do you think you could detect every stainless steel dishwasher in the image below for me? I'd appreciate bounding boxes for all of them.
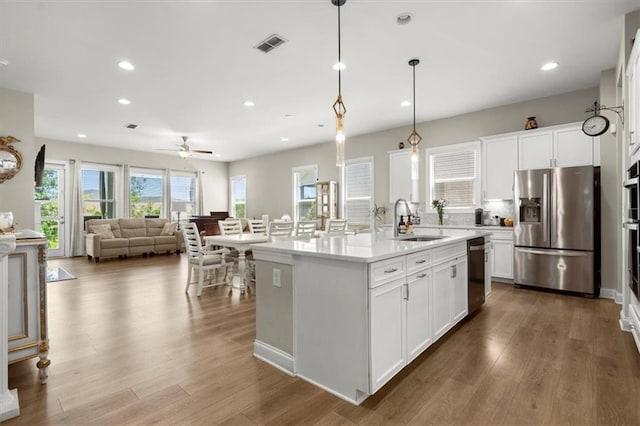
[467,237,487,314]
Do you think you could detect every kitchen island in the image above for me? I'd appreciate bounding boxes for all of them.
[251,230,490,405]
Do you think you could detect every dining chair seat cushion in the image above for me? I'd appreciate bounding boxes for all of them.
[190,253,224,266]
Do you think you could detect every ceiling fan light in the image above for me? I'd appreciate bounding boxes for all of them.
[179,150,191,158]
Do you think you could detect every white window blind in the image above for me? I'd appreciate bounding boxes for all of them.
[430,148,477,208]
[344,158,373,226]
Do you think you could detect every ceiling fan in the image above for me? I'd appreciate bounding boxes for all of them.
[157,136,213,157]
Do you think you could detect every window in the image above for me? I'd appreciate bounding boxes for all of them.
[426,141,481,211]
[170,172,197,223]
[81,165,118,219]
[344,157,373,227]
[292,165,317,221]
[130,168,164,218]
[230,175,246,218]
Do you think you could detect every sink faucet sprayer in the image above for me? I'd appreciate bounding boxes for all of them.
[394,198,413,238]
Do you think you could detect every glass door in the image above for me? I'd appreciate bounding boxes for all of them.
[35,163,65,258]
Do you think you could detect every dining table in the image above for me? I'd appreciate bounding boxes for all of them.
[204,233,270,294]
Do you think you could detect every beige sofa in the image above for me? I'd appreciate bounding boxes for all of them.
[85,218,182,263]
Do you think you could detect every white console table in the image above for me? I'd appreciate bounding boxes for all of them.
[0,234,18,422]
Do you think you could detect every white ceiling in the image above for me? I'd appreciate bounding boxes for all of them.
[1,1,638,161]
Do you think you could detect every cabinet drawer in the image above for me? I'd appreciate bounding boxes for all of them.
[406,250,430,274]
[491,230,513,241]
[432,242,466,266]
[369,257,406,288]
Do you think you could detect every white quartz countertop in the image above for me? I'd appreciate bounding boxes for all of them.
[383,224,513,232]
[252,230,492,264]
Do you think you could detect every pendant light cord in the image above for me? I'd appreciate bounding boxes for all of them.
[412,64,416,130]
[337,1,342,98]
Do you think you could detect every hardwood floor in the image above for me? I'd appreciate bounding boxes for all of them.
[7,254,640,425]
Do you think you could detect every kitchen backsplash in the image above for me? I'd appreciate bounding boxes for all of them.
[391,200,515,226]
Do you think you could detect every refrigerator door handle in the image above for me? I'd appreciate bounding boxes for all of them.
[517,248,591,257]
[542,172,548,243]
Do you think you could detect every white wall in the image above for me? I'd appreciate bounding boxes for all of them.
[40,137,229,214]
[0,88,36,230]
[229,87,598,221]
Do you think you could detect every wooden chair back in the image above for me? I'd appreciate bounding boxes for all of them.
[218,219,243,235]
[295,221,316,236]
[326,219,348,234]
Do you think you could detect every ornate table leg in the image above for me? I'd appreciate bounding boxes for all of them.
[37,244,50,384]
[237,250,247,294]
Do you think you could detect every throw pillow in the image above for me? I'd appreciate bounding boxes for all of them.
[89,224,115,239]
[160,222,177,236]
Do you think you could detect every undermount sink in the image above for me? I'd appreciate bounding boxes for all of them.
[399,236,445,242]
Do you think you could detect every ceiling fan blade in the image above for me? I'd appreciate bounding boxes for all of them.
[193,149,213,154]
[156,148,179,151]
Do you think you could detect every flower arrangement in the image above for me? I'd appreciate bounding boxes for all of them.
[431,199,448,225]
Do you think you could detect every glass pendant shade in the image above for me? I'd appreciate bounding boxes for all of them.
[332,0,347,168]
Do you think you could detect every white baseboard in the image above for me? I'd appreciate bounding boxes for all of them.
[0,389,20,422]
[296,372,367,406]
[615,291,623,304]
[630,304,640,355]
[253,340,295,376]
[600,288,617,300]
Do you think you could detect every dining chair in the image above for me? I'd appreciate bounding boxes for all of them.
[268,221,294,239]
[218,218,243,235]
[182,223,231,296]
[248,218,267,234]
[295,221,317,237]
[326,219,348,234]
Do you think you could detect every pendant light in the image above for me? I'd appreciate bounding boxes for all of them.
[407,58,422,155]
[407,59,421,195]
[332,0,347,167]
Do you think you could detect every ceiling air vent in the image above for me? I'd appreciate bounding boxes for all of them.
[254,34,287,53]
[125,123,138,129]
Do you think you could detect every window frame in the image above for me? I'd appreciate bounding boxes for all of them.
[292,164,318,222]
[81,163,121,219]
[344,156,374,228]
[425,141,482,214]
[170,170,198,223]
[129,167,165,218]
[229,175,247,219]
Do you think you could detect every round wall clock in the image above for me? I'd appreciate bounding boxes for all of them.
[582,114,609,137]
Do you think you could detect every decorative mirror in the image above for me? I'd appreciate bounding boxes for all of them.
[0,136,22,183]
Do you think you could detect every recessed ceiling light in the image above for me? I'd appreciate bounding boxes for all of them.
[285,114,294,119]
[333,62,346,71]
[243,100,255,107]
[401,101,411,107]
[77,134,87,138]
[396,13,413,25]
[541,61,558,71]
[118,98,131,105]
[281,137,289,142]
[317,124,325,128]
[0,58,8,67]
[118,61,135,71]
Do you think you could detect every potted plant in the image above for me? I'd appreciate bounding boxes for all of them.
[370,203,387,231]
[431,199,448,226]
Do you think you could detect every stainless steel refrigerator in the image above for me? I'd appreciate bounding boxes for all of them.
[513,166,600,296]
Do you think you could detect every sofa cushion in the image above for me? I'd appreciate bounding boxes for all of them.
[160,222,177,236]
[153,235,178,245]
[86,219,122,238]
[145,218,169,237]
[119,218,148,238]
[101,238,129,249]
[89,224,114,239]
[128,236,155,247]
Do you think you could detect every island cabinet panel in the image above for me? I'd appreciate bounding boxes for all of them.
[369,278,406,393]
[432,262,453,340]
[406,269,432,363]
[452,257,469,323]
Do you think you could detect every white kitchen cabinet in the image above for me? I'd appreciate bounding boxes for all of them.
[518,130,553,170]
[491,230,514,280]
[485,243,492,296]
[369,250,432,392]
[517,124,595,170]
[452,257,468,323]
[406,269,432,363]
[389,149,413,203]
[627,29,640,155]
[369,278,406,392]
[481,135,518,200]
